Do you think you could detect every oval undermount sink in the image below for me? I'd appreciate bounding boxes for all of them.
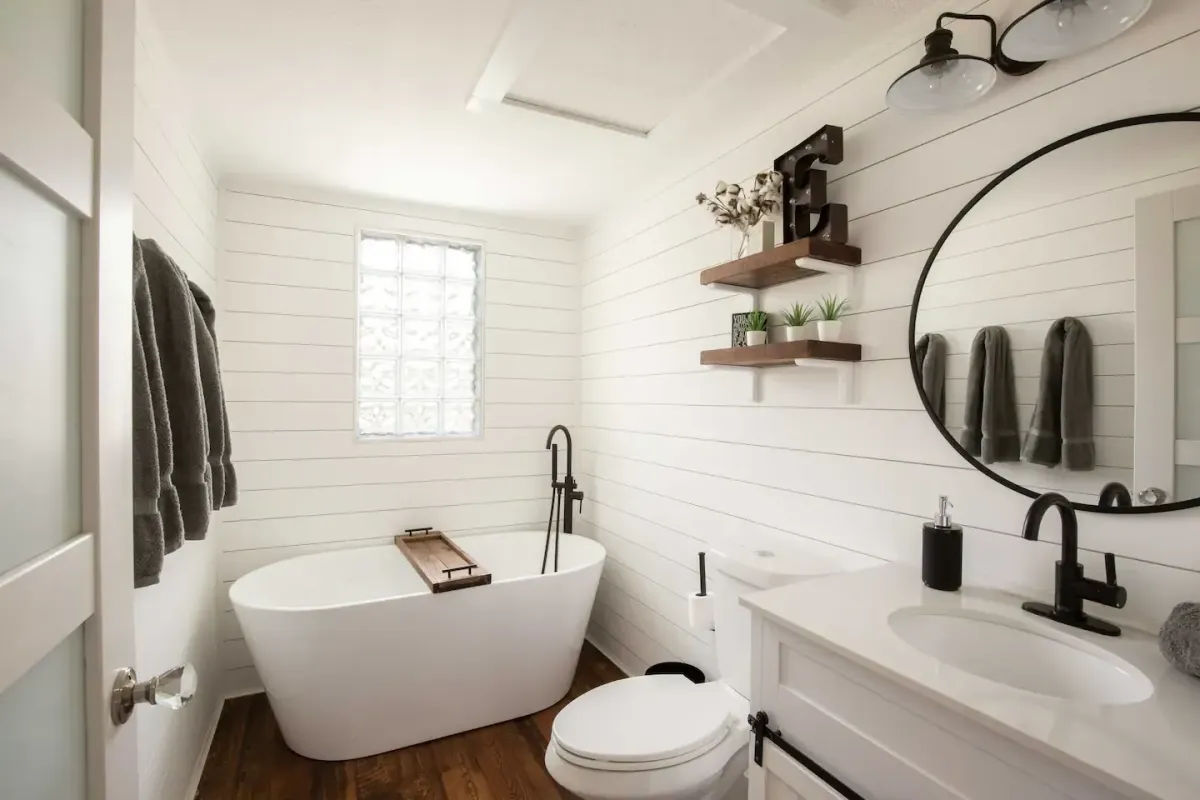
[888,607,1153,705]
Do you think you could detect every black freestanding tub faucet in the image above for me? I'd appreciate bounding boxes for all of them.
[545,425,584,534]
[542,425,585,574]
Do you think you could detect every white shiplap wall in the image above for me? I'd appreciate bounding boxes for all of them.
[576,1,1200,679]
[216,182,579,692]
[131,4,223,799]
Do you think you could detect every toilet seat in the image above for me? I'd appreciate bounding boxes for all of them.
[551,675,737,772]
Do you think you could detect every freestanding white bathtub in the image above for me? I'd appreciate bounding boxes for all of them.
[230,530,605,760]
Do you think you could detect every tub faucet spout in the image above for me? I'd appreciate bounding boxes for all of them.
[546,425,584,534]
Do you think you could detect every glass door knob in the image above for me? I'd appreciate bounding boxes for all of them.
[1138,487,1167,506]
[111,663,197,725]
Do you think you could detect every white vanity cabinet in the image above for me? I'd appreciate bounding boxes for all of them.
[746,615,1130,800]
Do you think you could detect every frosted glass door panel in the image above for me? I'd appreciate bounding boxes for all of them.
[0,0,84,120]
[0,169,81,573]
[1177,217,1200,317]
[0,25,84,793]
[1178,214,1200,498]
[0,632,86,800]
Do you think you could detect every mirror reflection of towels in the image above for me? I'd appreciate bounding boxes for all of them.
[915,333,947,422]
[960,326,1020,464]
[1023,317,1095,471]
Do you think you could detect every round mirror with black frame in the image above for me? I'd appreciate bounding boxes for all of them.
[909,112,1200,514]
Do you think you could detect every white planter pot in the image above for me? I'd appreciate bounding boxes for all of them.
[817,320,843,342]
[785,326,808,342]
[745,330,768,347]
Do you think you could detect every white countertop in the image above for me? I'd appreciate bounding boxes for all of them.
[740,563,1200,800]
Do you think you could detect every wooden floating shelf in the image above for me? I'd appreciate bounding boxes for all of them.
[701,339,861,367]
[699,238,862,290]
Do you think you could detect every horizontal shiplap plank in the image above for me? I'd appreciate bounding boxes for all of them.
[227,400,575,434]
[221,188,577,262]
[222,220,354,263]
[487,279,578,310]
[915,282,1133,334]
[222,342,354,375]
[221,282,355,318]
[485,353,578,380]
[488,253,577,287]
[222,251,354,290]
[230,426,557,461]
[236,451,547,490]
[219,497,549,552]
[224,474,546,522]
[222,311,355,346]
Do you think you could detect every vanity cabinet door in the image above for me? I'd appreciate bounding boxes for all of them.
[754,620,1118,800]
[750,740,857,800]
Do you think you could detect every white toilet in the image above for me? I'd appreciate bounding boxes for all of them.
[546,547,840,800]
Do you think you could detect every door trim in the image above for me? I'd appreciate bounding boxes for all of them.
[1133,190,1177,501]
[0,56,95,216]
[81,0,139,797]
[0,535,96,695]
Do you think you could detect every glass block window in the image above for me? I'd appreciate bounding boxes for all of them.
[356,232,482,439]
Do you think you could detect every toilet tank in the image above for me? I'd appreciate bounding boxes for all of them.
[708,547,850,700]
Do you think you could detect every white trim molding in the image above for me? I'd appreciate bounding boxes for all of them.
[0,54,94,216]
[0,534,96,695]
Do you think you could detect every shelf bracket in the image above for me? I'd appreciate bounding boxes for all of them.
[793,358,856,404]
[795,257,856,300]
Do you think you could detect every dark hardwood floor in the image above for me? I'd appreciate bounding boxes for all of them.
[197,642,625,799]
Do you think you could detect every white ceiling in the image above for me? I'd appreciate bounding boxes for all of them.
[147,0,936,223]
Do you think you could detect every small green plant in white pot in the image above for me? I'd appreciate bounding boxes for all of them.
[816,295,849,342]
[745,310,769,346]
[781,302,814,342]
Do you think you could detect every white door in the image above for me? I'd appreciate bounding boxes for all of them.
[0,0,140,798]
[1134,184,1200,505]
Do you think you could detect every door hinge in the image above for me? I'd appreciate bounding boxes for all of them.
[748,711,867,800]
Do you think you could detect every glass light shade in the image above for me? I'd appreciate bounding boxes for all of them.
[886,56,998,112]
[1000,0,1152,63]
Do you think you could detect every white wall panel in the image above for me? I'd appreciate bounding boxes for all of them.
[131,6,223,799]
[576,5,1200,680]
[216,183,580,686]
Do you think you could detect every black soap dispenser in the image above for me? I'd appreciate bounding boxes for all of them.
[923,496,962,591]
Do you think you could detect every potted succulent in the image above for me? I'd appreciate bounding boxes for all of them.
[780,302,814,342]
[745,310,769,347]
[696,171,784,259]
[816,295,850,342]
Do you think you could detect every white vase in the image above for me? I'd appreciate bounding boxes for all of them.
[785,325,808,342]
[817,320,843,342]
[746,330,768,347]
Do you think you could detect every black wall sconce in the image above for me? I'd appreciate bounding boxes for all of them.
[887,1,1153,113]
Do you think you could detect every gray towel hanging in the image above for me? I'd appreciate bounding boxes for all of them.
[915,333,948,422]
[1023,317,1095,471]
[960,326,1020,464]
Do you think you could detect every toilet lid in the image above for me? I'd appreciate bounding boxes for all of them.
[552,675,734,765]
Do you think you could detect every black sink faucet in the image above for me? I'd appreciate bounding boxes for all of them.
[1020,493,1126,636]
[546,425,584,534]
[1098,482,1133,509]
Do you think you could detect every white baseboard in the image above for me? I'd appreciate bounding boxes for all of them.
[586,634,634,678]
[182,698,223,800]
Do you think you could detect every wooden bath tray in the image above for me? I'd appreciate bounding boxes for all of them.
[393,529,492,593]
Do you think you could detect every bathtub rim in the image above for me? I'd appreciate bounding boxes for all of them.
[230,530,606,615]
